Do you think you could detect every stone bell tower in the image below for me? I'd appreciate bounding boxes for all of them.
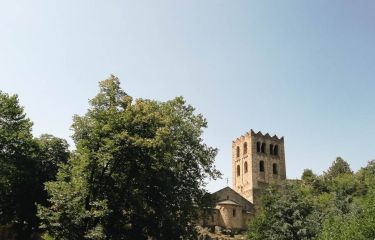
[232,130,286,204]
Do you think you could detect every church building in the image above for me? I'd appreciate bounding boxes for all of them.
[202,130,286,230]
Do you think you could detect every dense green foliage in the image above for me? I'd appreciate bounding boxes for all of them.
[247,158,375,240]
[0,91,37,236]
[0,91,69,238]
[34,134,70,209]
[247,184,321,240]
[35,134,70,183]
[38,76,220,239]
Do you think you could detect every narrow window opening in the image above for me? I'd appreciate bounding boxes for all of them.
[233,209,236,217]
[227,195,229,200]
[261,143,265,153]
[236,146,240,158]
[270,144,274,155]
[273,163,278,174]
[256,142,261,153]
[244,161,248,173]
[243,142,247,154]
[237,165,240,176]
[259,161,265,172]
[274,145,279,156]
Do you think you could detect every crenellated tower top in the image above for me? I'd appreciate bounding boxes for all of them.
[232,129,284,144]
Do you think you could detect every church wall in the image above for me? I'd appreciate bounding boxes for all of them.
[213,187,254,212]
[232,134,253,201]
[217,205,243,229]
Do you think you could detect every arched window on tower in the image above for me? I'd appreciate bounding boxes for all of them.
[259,161,265,172]
[273,163,278,174]
[270,144,274,155]
[237,165,240,176]
[244,161,248,173]
[261,143,266,153]
[274,145,279,156]
[243,142,247,154]
[256,142,261,153]
[236,146,240,158]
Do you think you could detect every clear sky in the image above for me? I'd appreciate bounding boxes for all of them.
[1,1,374,192]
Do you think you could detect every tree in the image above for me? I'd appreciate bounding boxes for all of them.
[248,157,374,240]
[34,134,70,209]
[0,91,38,237]
[318,183,375,240]
[35,134,70,183]
[301,169,316,182]
[324,157,352,180]
[39,75,220,239]
[247,184,321,240]
[319,160,375,239]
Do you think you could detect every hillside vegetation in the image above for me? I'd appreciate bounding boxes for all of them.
[248,157,375,240]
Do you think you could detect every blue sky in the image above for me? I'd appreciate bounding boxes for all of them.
[1,1,374,192]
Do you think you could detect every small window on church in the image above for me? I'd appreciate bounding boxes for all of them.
[233,209,236,217]
[256,142,261,153]
[270,144,274,155]
[274,145,279,156]
[259,161,265,172]
[243,142,247,154]
[236,146,240,158]
[244,161,248,173]
[261,143,265,153]
[273,163,278,174]
[237,165,240,176]
[227,195,229,200]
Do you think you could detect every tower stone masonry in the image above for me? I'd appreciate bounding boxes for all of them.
[232,130,286,204]
[201,129,286,230]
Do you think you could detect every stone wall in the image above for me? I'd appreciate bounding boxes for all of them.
[232,134,253,202]
[212,187,254,212]
[217,204,243,229]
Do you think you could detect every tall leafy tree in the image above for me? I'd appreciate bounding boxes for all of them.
[39,75,220,239]
[0,91,38,236]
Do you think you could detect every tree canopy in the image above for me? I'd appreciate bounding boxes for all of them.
[0,91,38,234]
[0,92,43,239]
[0,91,71,239]
[38,75,220,239]
[324,157,352,180]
